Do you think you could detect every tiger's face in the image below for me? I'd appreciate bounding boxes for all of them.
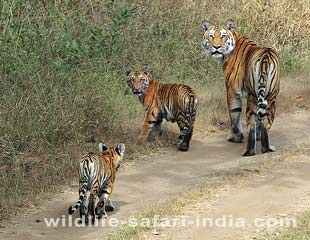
[125,65,150,96]
[201,19,235,59]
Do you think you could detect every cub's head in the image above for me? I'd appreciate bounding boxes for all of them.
[201,19,236,59]
[125,65,150,96]
[99,143,125,171]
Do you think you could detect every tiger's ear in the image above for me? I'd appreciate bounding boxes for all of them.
[99,142,108,152]
[226,19,234,30]
[116,143,125,156]
[142,65,149,75]
[201,20,210,31]
[124,66,132,76]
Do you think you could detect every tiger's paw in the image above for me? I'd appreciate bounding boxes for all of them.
[105,200,115,212]
[242,148,256,156]
[105,205,115,212]
[179,141,189,152]
[227,133,244,143]
[261,145,275,154]
[96,211,108,220]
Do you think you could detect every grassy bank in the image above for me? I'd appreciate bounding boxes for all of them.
[0,0,309,220]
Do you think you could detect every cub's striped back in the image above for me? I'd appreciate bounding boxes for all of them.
[68,143,125,223]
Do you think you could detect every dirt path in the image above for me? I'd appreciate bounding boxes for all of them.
[145,154,310,240]
[1,111,309,240]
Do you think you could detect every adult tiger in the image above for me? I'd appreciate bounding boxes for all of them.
[125,65,198,151]
[201,19,280,156]
[68,142,125,223]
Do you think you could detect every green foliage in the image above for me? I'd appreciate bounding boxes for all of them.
[55,34,90,65]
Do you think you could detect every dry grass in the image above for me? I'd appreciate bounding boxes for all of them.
[277,73,310,113]
[0,0,309,222]
[257,211,310,240]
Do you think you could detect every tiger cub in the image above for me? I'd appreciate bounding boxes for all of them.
[68,143,125,223]
[125,65,198,151]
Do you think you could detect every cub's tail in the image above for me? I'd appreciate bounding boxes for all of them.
[68,183,87,215]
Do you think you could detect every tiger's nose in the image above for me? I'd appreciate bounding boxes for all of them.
[213,45,221,49]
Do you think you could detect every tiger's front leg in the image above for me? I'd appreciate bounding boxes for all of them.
[148,120,163,141]
[226,88,244,143]
[105,199,115,212]
[138,109,160,142]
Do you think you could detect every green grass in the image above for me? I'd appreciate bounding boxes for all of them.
[0,0,309,221]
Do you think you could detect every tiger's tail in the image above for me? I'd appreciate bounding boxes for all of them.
[68,183,87,215]
[68,158,93,215]
[256,56,269,121]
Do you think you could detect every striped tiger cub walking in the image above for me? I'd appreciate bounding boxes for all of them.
[125,65,198,152]
[201,19,280,156]
[68,143,125,223]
